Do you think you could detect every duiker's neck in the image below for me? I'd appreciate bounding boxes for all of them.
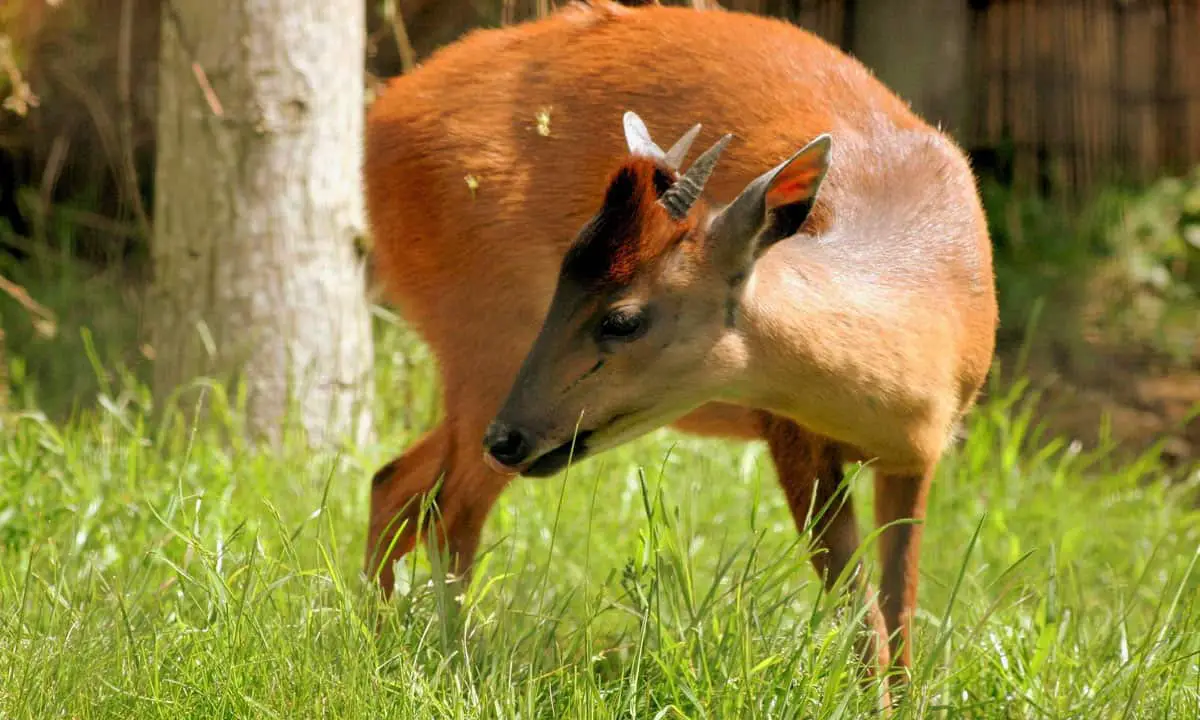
[718,223,913,431]
[726,241,847,408]
[724,139,949,418]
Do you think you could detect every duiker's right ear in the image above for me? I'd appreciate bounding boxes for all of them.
[708,134,832,275]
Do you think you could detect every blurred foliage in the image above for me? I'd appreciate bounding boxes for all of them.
[1,35,38,117]
[1,0,36,89]
[0,221,144,419]
[1,0,156,269]
[1110,168,1200,302]
[1096,168,1200,365]
[985,165,1200,369]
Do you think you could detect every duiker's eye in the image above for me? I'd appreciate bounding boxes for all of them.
[596,307,648,343]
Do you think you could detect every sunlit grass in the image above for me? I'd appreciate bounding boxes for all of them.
[2,316,1199,719]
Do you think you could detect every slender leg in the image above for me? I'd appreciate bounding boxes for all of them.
[423,457,509,589]
[761,415,891,687]
[873,469,933,681]
[365,424,450,596]
[367,417,516,596]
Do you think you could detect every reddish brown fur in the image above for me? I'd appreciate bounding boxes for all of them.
[567,154,835,288]
[561,157,690,286]
[362,1,997,708]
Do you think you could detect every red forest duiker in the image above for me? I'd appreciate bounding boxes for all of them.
[363,0,998,703]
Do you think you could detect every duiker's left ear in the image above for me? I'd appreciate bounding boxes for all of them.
[709,134,832,273]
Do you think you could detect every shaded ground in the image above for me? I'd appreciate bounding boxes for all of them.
[995,340,1199,473]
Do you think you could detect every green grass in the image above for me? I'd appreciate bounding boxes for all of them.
[2,313,1200,719]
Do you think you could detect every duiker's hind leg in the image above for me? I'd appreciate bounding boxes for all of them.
[873,469,932,683]
[761,415,891,699]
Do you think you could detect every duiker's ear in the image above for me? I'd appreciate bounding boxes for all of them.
[709,134,832,273]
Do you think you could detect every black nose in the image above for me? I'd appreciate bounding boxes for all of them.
[484,422,532,468]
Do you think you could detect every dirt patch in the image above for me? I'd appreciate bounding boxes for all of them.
[999,342,1200,472]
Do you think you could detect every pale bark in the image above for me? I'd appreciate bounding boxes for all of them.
[151,0,373,446]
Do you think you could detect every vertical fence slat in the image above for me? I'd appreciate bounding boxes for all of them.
[1186,0,1200,168]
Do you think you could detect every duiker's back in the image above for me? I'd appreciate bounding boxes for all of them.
[364,1,933,362]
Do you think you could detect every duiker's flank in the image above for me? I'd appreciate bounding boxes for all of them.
[364,0,997,704]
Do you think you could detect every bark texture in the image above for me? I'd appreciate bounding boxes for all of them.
[151,0,373,446]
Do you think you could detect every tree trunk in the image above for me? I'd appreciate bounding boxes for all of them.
[151,0,374,447]
[849,0,970,138]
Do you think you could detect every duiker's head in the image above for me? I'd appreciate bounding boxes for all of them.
[484,111,832,477]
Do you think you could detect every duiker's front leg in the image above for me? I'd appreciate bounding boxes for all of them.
[762,415,891,706]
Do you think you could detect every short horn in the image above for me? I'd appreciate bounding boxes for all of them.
[663,123,702,172]
[659,133,733,220]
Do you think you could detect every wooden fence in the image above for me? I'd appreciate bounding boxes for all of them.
[965,0,1200,195]
[713,0,1200,196]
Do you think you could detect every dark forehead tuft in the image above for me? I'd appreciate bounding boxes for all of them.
[562,157,686,287]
